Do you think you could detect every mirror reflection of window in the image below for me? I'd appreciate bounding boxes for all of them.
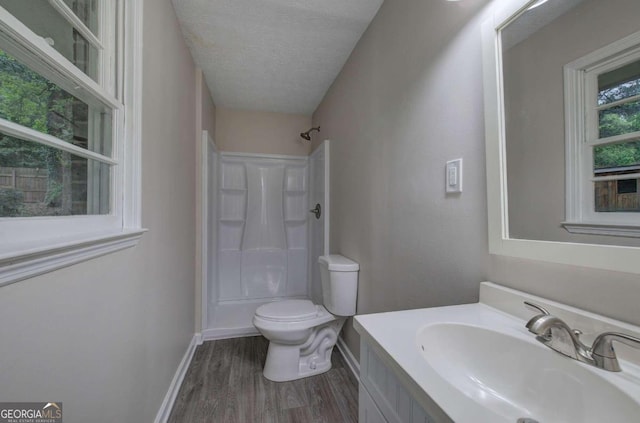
[500,0,640,245]
[593,60,640,213]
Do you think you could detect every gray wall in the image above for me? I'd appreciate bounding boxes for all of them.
[194,68,216,333]
[312,0,492,358]
[198,70,217,139]
[312,0,640,358]
[0,1,198,421]
[215,107,312,156]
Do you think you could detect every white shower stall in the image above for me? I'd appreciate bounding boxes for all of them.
[202,142,329,339]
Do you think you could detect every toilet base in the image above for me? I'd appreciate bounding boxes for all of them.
[262,320,345,382]
[263,343,334,381]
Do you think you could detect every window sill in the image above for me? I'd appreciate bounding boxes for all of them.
[0,228,147,287]
[562,222,640,238]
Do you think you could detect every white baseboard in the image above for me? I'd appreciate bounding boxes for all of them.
[195,332,203,345]
[336,335,360,381]
[201,326,260,341]
[154,334,199,423]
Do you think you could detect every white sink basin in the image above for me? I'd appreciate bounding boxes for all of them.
[354,283,640,422]
[416,322,640,422]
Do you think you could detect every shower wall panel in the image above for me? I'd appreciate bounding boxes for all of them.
[217,153,308,302]
[243,165,286,250]
[308,143,328,304]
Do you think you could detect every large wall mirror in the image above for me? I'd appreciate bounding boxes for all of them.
[483,0,640,273]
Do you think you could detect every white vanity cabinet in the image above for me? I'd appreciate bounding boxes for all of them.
[359,381,387,423]
[354,283,640,422]
[359,341,442,423]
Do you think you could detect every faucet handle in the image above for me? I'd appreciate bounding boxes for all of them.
[524,301,550,316]
[591,332,640,372]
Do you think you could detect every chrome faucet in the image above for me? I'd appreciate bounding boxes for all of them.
[524,301,640,372]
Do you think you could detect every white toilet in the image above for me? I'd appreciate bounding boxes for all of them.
[253,254,359,382]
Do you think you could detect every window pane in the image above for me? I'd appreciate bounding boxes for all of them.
[0,136,109,217]
[618,178,637,194]
[63,0,99,36]
[598,60,640,106]
[598,99,640,138]
[0,49,112,156]
[0,0,99,80]
[595,179,640,212]
[593,140,640,170]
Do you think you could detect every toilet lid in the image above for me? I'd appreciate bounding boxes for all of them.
[255,300,319,322]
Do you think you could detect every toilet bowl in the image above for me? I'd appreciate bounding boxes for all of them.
[253,300,343,381]
[253,255,359,382]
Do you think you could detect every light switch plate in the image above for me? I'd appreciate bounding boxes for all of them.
[446,158,463,193]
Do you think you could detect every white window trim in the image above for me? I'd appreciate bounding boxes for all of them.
[563,30,640,237]
[0,1,145,287]
[47,0,105,50]
[0,118,118,164]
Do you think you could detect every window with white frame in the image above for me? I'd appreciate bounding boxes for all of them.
[564,31,640,237]
[0,0,142,285]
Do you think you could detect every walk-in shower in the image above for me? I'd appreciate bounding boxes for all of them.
[202,142,329,339]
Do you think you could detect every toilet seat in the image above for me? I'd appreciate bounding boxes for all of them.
[255,300,319,322]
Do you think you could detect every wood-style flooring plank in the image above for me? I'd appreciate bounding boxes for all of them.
[167,336,359,423]
[168,339,233,423]
[254,371,281,423]
[327,368,359,423]
[277,377,309,410]
[301,371,346,423]
[279,405,314,423]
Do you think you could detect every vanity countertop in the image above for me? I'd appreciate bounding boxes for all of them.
[353,282,640,423]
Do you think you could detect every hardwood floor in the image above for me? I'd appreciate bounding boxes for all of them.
[168,336,359,423]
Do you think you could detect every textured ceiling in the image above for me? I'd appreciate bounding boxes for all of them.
[172,0,384,115]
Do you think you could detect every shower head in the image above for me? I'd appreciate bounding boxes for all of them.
[300,126,320,141]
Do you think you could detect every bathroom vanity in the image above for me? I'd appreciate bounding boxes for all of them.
[358,340,447,423]
[354,282,640,423]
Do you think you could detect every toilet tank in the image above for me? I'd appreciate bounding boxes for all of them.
[318,255,359,316]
